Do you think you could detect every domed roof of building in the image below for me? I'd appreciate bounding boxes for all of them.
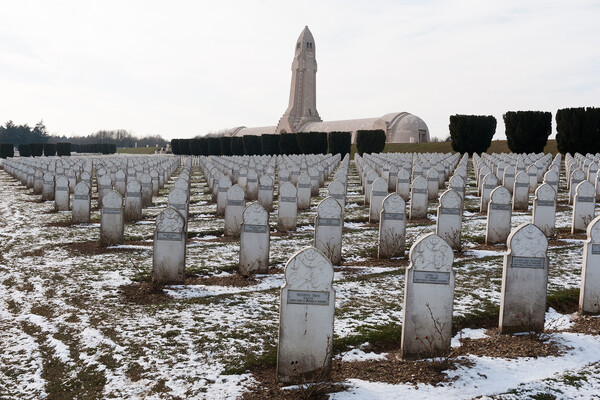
[387,113,430,143]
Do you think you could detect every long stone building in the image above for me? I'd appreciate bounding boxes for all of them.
[225,26,429,144]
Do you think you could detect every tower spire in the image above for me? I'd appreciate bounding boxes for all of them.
[276,26,322,134]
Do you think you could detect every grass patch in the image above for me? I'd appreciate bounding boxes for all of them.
[117,147,159,154]
[333,323,403,353]
[547,287,579,313]
[453,300,500,333]
[223,345,278,375]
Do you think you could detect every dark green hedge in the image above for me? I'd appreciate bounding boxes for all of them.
[207,137,221,155]
[43,143,56,156]
[30,143,44,157]
[297,131,327,154]
[220,137,232,156]
[190,139,201,156]
[328,131,351,157]
[231,137,245,155]
[556,107,600,155]
[279,133,299,155]
[179,139,192,155]
[56,143,72,156]
[1,143,14,159]
[356,129,386,156]
[504,111,552,154]
[449,115,497,155]
[261,134,280,155]
[243,135,262,156]
[18,144,32,157]
[171,139,181,155]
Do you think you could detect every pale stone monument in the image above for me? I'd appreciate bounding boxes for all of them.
[580,216,600,314]
[364,170,378,205]
[54,176,70,212]
[139,173,153,207]
[572,180,596,233]
[327,179,346,210]
[396,169,411,201]
[426,168,439,200]
[97,174,113,209]
[115,169,127,197]
[369,177,388,223]
[543,169,559,199]
[246,170,259,201]
[569,168,585,204]
[409,175,428,220]
[124,180,143,222]
[512,171,529,211]
[168,188,189,225]
[277,181,298,232]
[503,165,516,194]
[152,207,187,284]
[224,184,246,237]
[33,169,44,195]
[378,193,406,258]
[100,190,124,246]
[314,197,343,265]
[216,176,232,216]
[436,189,463,249]
[239,202,270,276]
[258,174,274,212]
[401,233,454,359]
[296,172,312,210]
[486,186,512,245]
[448,174,465,201]
[499,223,549,333]
[532,183,556,237]
[72,181,91,224]
[277,246,335,383]
[42,172,55,201]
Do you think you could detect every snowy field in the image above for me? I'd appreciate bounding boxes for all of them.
[1,156,599,399]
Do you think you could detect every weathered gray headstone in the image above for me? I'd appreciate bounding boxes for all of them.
[499,223,548,334]
[486,186,512,245]
[239,202,270,276]
[436,189,463,249]
[409,175,428,220]
[124,180,143,222]
[512,171,529,211]
[216,176,232,216]
[572,180,596,233]
[480,173,498,213]
[426,168,439,200]
[72,181,91,224]
[580,216,600,314]
[401,233,454,359]
[532,183,556,237]
[257,174,274,212]
[378,193,406,258]
[152,207,186,284]
[277,246,335,383]
[369,177,388,223]
[42,172,55,201]
[139,173,153,207]
[100,190,124,246]
[277,182,298,232]
[115,169,126,197]
[224,184,246,237]
[396,169,411,201]
[297,173,312,210]
[54,176,70,212]
[314,197,343,265]
[168,188,189,225]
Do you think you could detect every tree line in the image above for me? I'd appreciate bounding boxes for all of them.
[450,107,600,155]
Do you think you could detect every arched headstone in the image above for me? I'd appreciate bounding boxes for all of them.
[512,171,529,211]
[580,216,600,313]
[532,183,556,236]
[72,181,91,224]
[396,169,411,201]
[216,176,232,216]
[296,173,311,210]
[480,173,498,213]
[258,175,274,212]
[314,197,343,265]
[277,182,297,232]
[168,188,189,225]
[572,180,596,233]
[239,202,270,276]
[124,180,143,222]
[409,175,428,220]
[378,193,406,258]
[369,177,388,223]
[224,185,246,237]
[486,186,512,245]
[100,190,124,246]
[42,172,55,201]
[153,207,186,284]
[97,174,113,209]
[436,189,463,249]
[54,176,70,212]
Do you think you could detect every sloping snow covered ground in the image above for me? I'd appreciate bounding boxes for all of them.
[0,156,598,399]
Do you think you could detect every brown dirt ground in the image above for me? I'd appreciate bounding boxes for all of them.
[120,281,173,305]
[454,329,565,358]
[343,258,408,269]
[65,241,150,256]
[568,314,600,335]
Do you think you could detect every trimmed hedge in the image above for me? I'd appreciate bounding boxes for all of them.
[556,107,600,155]
[243,135,262,156]
[30,143,44,157]
[449,115,497,155]
[179,139,192,155]
[18,144,32,157]
[261,134,280,155]
[56,142,72,156]
[190,139,202,156]
[220,137,232,156]
[171,139,181,155]
[43,143,56,156]
[279,133,300,155]
[297,131,328,154]
[207,137,221,155]
[504,111,552,154]
[328,131,351,157]
[356,129,386,156]
[231,137,245,155]
[1,143,14,159]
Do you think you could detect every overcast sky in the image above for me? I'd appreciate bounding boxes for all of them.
[1,0,598,141]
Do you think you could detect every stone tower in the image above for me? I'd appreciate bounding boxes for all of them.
[276,26,322,134]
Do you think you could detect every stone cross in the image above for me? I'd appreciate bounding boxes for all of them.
[401,233,454,359]
[277,246,335,383]
[378,193,406,258]
[153,207,187,284]
[314,197,343,265]
[499,223,548,333]
[239,202,270,276]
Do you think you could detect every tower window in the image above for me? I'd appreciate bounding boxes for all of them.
[307,42,309,48]
[297,42,300,49]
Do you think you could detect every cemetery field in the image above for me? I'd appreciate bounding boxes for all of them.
[116,147,160,154]
[1,155,600,399]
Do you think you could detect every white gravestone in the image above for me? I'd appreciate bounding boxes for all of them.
[499,223,549,333]
[33,169,44,194]
[527,165,538,193]
[72,181,91,224]
[388,165,398,192]
[97,174,113,209]
[258,174,274,212]
[409,175,428,220]
[480,173,498,213]
[378,193,406,259]
[369,177,388,223]
[580,216,600,313]
[569,169,585,205]
[364,170,378,205]
[543,169,559,199]
[572,180,596,233]
[486,186,512,245]
[245,170,259,201]
[532,183,556,237]
[224,185,246,237]
[168,188,189,226]
[152,207,186,284]
[503,165,516,194]
[54,176,70,212]
[426,168,439,200]
[150,169,160,196]
[512,171,529,211]
[139,173,153,207]
[277,182,298,232]
[239,202,270,276]
[327,179,346,210]
[100,190,124,246]
[448,174,465,202]
[314,197,343,265]
[115,170,126,197]
[42,172,55,201]
[296,173,312,210]
[396,169,411,201]
[437,189,463,249]
[309,167,320,197]
[277,246,335,383]
[216,176,232,216]
[401,233,454,359]
[124,180,143,222]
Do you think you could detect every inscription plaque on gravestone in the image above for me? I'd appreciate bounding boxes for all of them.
[157,232,182,241]
[127,192,141,198]
[227,200,244,206]
[536,200,555,207]
[511,256,545,269]
[244,224,268,233]
[318,218,340,226]
[413,188,428,194]
[280,197,296,203]
[103,208,121,214]
[56,186,69,191]
[74,195,89,200]
[578,196,595,203]
[592,244,600,255]
[287,290,330,306]
[440,208,461,215]
[372,191,388,197]
[491,203,511,211]
[383,212,404,220]
[413,270,451,285]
